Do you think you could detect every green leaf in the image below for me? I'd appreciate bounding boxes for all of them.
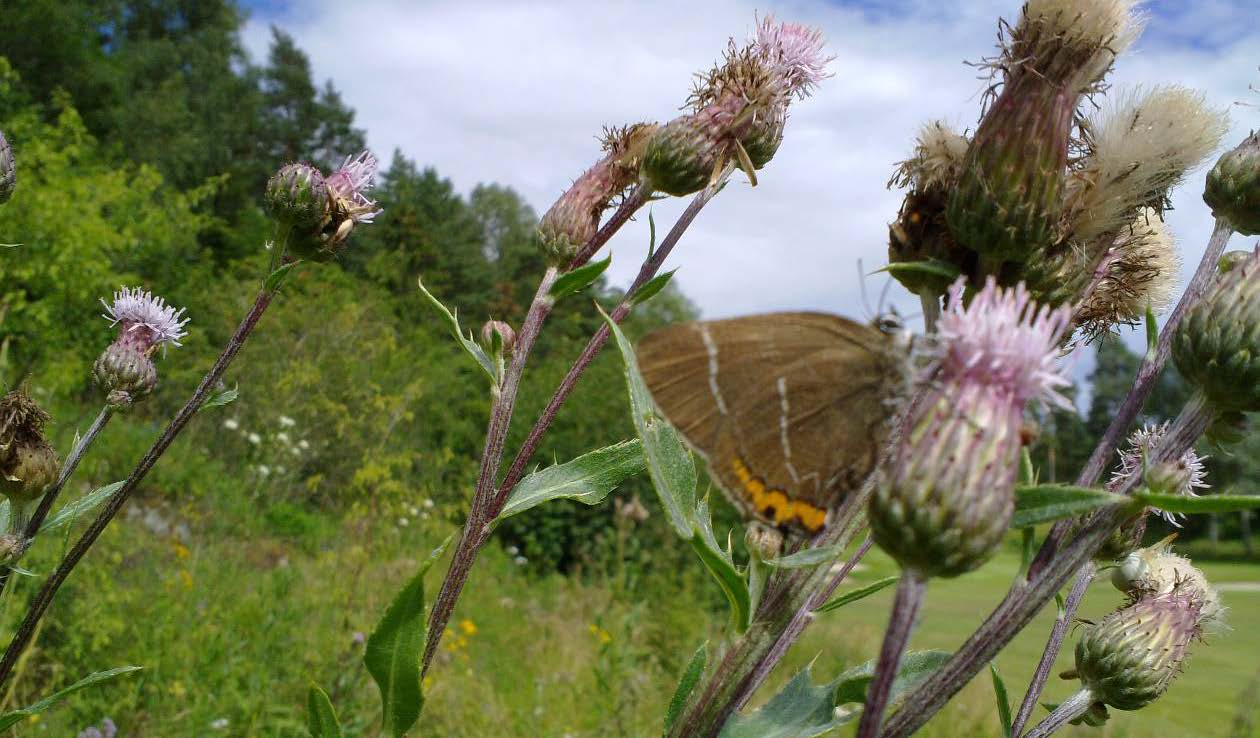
[763,544,846,570]
[1018,527,1036,578]
[1012,484,1129,528]
[719,664,855,738]
[1020,447,1035,485]
[265,261,300,293]
[1135,491,1260,513]
[198,385,239,413]
[990,664,1012,738]
[833,650,952,707]
[418,277,498,384]
[365,535,452,738]
[1145,305,1158,356]
[499,440,646,519]
[814,576,899,614]
[601,306,696,538]
[879,259,962,281]
[632,269,677,306]
[307,683,344,738]
[550,255,611,300]
[0,666,141,730]
[663,642,708,737]
[40,481,124,534]
[647,211,657,258]
[691,497,751,632]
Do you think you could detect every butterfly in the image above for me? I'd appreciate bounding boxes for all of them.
[636,313,909,537]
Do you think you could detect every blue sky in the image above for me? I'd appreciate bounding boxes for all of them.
[237,0,1259,397]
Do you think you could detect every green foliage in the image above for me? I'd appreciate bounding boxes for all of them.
[1011,484,1130,528]
[365,536,451,738]
[0,666,141,730]
[499,439,647,519]
[663,642,708,736]
[306,684,344,738]
[815,576,900,615]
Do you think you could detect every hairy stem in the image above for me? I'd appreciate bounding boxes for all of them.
[0,289,276,688]
[856,572,928,738]
[492,186,719,512]
[423,184,714,677]
[1010,563,1094,737]
[1022,688,1095,738]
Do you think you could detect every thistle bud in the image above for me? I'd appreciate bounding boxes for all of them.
[1105,421,1207,527]
[93,343,157,408]
[480,319,516,354]
[947,0,1142,266]
[0,130,14,205]
[97,288,188,407]
[641,16,829,196]
[1203,130,1260,235]
[539,124,654,264]
[290,151,381,261]
[1111,547,1223,625]
[870,279,1070,578]
[888,122,974,296]
[1172,247,1260,413]
[744,524,783,561]
[1074,592,1204,710]
[0,390,59,506]
[265,162,329,229]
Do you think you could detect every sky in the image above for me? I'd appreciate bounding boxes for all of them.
[238,0,1260,391]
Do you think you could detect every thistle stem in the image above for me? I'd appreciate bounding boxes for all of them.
[422,184,714,678]
[919,291,940,333]
[0,405,115,597]
[1022,688,1096,738]
[0,288,276,689]
[1009,563,1094,737]
[855,572,927,738]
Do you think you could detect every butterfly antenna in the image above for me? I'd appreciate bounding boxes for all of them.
[857,259,874,321]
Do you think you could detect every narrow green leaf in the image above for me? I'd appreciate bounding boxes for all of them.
[1135,491,1260,514]
[265,261,300,293]
[499,440,646,519]
[0,666,141,730]
[1020,447,1035,485]
[632,269,677,306]
[1145,305,1158,355]
[365,535,452,738]
[601,306,696,538]
[647,211,657,258]
[198,385,239,413]
[663,642,708,736]
[815,576,899,614]
[40,481,125,534]
[1012,484,1129,528]
[691,497,751,632]
[719,664,854,738]
[990,664,1012,738]
[307,683,344,738]
[833,650,952,707]
[1055,592,1066,620]
[1018,527,1036,578]
[763,544,846,570]
[551,255,612,300]
[418,277,498,383]
[879,259,962,281]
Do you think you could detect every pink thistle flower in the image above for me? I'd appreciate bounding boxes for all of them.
[754,16,832,100]
[936,277,1072,408]
[325,151,382,224]
[1109,421,1209,525]
[100,287,189,351]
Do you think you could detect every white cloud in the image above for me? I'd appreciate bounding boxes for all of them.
[244,0,1259,339]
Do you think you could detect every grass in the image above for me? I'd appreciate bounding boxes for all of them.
[0,480,1255,736]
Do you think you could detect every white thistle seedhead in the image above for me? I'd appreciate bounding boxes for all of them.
[1016,0,1144,86]
[892,121,969,192]
[936,277,1072,408]
[100,287,189,350]
[326,150,382,224]
[1112,545,1224,627]
[1109,420,1208,524]
[1078,208,1181,335]
[753,16,832,101]
[1069,86,1229,247]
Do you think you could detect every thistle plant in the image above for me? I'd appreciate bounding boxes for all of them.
[3,2,1260,737]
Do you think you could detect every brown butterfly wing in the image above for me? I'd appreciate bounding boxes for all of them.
[637,312,901,534]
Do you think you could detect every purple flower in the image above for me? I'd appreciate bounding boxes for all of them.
[101,287,189,351]
[754,16,832,100]
[937,277,1072,408]
[325,151,382,224]
[1110,422,1209,525]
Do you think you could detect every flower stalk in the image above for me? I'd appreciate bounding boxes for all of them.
[1022,688,1096,738]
